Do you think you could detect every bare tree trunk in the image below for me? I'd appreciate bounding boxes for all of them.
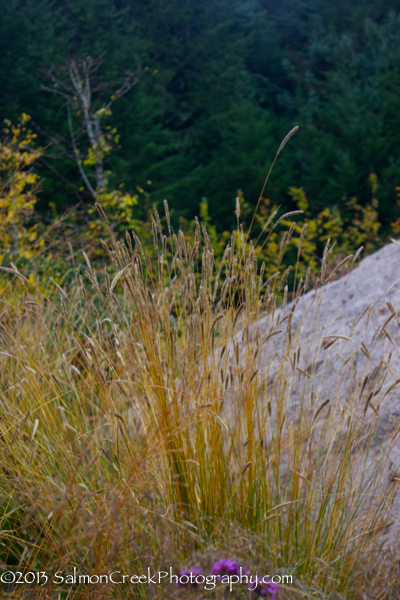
[41,57,141,197]
[69,61,106,191]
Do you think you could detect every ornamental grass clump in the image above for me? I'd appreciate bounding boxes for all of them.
[0,131,400,599]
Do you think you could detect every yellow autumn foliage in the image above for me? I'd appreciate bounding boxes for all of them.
[0,115,43,264]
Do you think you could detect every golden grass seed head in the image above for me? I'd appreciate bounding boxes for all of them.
[86,271,104,300]
[95,202,109,225]
[158,255,163,281]
[305,266,311,290]
[82,250,92,271]
[240,225,245,258]
[132,231,144,256]
[298,223,307,261]
[279,231,288,255]
[287,221,295,242]
[195,216,201,246]
[154,207,162,236]
[178,229,187,258]
[151,217,158,255]
[104,268,111,297]
[261,207,279,234]
[283,284,288,309]
[232,257,238,279]
[77,272,88,301]
[353,245,364,262]
[222,277,232,303]
[125,229,133,256]
[277,125,299,154]
[202,224,211,251]
[230,230,236,260]
[135,255,143,279]
[59,297,68,320]
[120,240,130,265]
[100,238,110,256]
[145,249,152,268]
[163,199,171,236]
[274,210,303,229]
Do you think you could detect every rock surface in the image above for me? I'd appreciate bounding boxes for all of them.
[259,240,400,399]
[249,241,400,547]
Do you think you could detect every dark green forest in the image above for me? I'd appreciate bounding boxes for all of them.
[2,0,400,232]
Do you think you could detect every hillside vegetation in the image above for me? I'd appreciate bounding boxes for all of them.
[1,175,400,598]
[1,2,400,596]
[1,0,400,233]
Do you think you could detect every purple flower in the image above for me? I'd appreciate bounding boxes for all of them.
[176,568,203,588]
[254,580,279,597]
[210,559,250,578]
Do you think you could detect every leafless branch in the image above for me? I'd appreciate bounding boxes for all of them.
[30,120,74,160]
[103,71,141,111]
[37,156,84,202]
[67,101,98,197]
[39,85,70,100]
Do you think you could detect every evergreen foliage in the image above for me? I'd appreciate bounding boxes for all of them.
[1,0,400,231]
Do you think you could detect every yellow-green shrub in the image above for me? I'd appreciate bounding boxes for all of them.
[0,114,43,263]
